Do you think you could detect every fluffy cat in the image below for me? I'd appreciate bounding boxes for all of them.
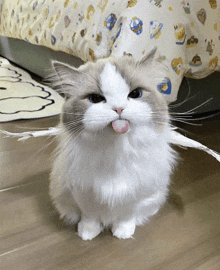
[49,48,176,240]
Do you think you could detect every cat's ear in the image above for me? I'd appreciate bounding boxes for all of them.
[138,47,157,67]
[50,61,84,99]
[52,61,81,84]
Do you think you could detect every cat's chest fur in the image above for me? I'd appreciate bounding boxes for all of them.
[59,123,173,205]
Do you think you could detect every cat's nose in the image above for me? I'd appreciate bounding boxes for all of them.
[112,107,124,115]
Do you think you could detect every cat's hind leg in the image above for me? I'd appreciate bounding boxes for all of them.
[50,189,81,225]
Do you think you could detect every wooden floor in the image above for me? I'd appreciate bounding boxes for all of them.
[0,115,220,270]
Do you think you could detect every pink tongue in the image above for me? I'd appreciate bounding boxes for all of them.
[112,120,129,134]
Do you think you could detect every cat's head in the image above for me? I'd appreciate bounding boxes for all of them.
[52,48,169,139]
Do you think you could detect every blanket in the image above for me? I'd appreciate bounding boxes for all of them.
[0,0,219,103]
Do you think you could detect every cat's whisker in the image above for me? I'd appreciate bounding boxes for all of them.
[28,136,57,162]
[170,118,202,126]
[151,120,194,135]
[152,110,195,117]
[151,111,203,127]
[58,131,83,150]
[168,78,192,109]
[182,98,213,114]
[169,110,195,115]
[169,114,194,119]
[174,111,219,122]
[62,120,85,132]
[15,125,58,130]
[68,125,85,135]
[169,95,194,109]
[169,95,213,114]
[67,128,84,140]
[64,121,83,127]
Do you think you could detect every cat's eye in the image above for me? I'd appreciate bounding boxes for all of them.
[128,88,143,99]
[88,94,105,103]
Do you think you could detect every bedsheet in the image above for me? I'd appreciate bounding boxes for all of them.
[0,0,219,103]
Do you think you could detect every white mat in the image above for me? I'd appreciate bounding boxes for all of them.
[0,57,64,122]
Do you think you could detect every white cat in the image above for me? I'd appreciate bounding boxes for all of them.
[49,48,176,240]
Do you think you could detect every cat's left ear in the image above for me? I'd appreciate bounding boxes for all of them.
[138,47,157,67]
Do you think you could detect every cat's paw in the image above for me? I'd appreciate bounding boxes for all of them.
[77,219,103,241]
[112,220,136,239]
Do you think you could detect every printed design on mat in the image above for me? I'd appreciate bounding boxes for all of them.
[157,55,166,62]
[89,48,96,60]
[149,20,163,39]
[174,23,186,45]
[95,31,102,46]
[209,56,218,71]
[130,17,143,35]
[181,1,190,14]
[197,8,206,25]
[0,57,64,121]
[123,52,133,57]
[149,0,163,8]
[64,15,71,28]
[33,1,38,10]
[171,57,184,75]
[86,5,95,20]
[0,65,21,82]
[110,22,123,50]
[104,14,117,30]
[98,0,109,13]
[127,0,137,8]
[51,35,56,45]
[0,81,54,114]
[64,0,70,8]
[77,13,85,25]
[157,78,172,95]
[80,28,87,37]
[186,36,198,48]
[209,0,217,9]
[205,39,215,55]
[189,54,202,67]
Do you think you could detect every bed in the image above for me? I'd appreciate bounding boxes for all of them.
[0,0,220,113]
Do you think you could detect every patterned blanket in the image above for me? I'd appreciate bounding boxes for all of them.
[0,0,219,103]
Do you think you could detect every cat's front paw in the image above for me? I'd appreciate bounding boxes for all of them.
[112,220,136,239]
[77,219,103,241]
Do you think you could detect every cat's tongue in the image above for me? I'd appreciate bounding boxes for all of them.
[112,120,129,134]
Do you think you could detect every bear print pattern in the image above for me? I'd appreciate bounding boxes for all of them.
[0,0,219,103]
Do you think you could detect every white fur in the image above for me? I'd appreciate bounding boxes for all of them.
[50,61,176,240]
[100,63,130,106]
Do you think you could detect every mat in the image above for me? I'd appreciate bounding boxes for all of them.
[0,57,64,122]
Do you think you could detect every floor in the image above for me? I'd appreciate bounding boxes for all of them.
[0,115,220,270]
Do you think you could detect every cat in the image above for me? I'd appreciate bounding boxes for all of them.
[49,48,177,240]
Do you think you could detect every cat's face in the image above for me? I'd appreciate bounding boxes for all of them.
[53,48,169,138]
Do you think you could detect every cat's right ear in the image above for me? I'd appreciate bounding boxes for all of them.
[50,61,83,99]
[52,61,81,84]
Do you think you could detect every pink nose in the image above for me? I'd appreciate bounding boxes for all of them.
[113,107,124,115]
